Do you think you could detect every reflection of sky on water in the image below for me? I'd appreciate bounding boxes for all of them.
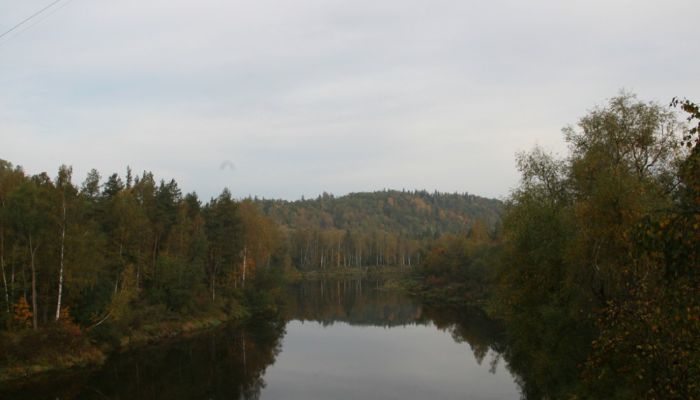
[262,320,519,400]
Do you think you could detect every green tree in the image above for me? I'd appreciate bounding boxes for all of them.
[203,189,243,300]
[6,175,55,330]
[0,160,25,315]
[495,93,693,398]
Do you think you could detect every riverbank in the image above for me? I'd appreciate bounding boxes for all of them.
[0,307,249,385]
[403,280,491,309]
[0,278,519,400]
[295,265,413,280]
[2,268,412,385]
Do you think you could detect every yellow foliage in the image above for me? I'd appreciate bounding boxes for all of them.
[13,297,32,328]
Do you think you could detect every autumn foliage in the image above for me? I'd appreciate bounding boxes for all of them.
[12,297,32,329]
[426,93,700,399]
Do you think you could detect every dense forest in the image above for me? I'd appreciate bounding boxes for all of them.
[0,162,285,379]
[256,190,501,270]
[0,159,501,381]
[413,94,700,399]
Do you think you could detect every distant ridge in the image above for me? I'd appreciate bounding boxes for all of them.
[255,189,502,238]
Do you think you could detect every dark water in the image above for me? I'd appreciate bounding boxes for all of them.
[1,279,520,399]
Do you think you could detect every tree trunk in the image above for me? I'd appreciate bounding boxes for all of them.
[21,261,26,301]
[152,234,159,283]
[211,262,217,301]
[211,274,216,301]
[29,235,38,330]
[55,199,66,321]
[242,245,247,289]
[0,222,8,313]
[1,250,7,313]
[10,262,15,303]
[241,331,247,377]
[136,248,141,289]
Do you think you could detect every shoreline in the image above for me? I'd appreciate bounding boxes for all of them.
[0,310,245,386]
[3,270,410,386]
[295,265,413,279]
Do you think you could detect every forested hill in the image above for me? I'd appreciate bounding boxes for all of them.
[250,191,501,271]
[256,190,502,238]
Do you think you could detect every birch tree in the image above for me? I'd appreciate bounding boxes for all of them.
[54,165,75,321]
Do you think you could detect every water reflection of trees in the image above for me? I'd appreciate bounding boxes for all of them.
[288,279,605,399]
[423,306,508,370]
[3,279,518,399]
[284,278,510,376]
[283,278,423,327]
[2,319,286,400]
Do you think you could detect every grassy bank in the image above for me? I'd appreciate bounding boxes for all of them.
[113,310,234,349]
[1,267,288,385]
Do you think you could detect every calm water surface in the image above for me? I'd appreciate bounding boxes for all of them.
[1,278,520,399]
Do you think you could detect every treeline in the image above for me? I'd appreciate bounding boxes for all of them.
[0,162,283,344]
[0,163,502,339]
[413,93,700,399]
[256,190,502,271]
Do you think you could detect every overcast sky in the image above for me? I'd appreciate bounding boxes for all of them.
[1,0,698,201]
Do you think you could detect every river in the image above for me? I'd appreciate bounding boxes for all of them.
[1,278,521,399]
